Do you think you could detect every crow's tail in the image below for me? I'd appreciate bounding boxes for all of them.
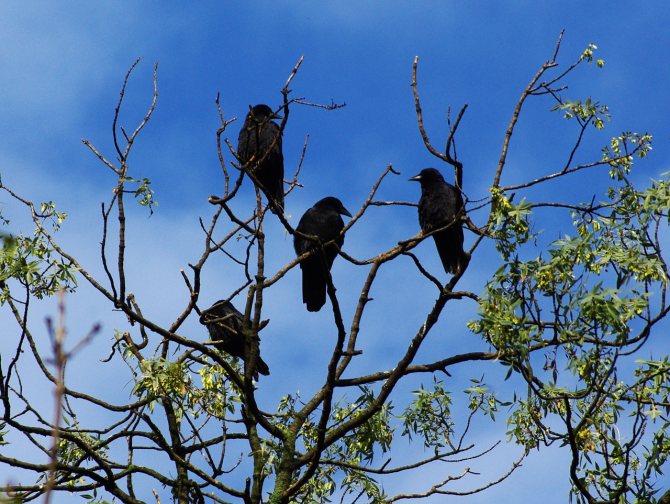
[433,229,469,275]
[301,259,327,312]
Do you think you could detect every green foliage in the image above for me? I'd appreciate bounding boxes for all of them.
[601,132,653,179]
[580,42,606,69]
[506,397,544,450]
[473,170,666,355]
[340,469,388,504]
[81,486,114,503]
[82,494,112,504]
[122,176,158,214]
[0,231,78,303]
[489,188,533,260]
[342,389,394,462]
[38,201,68,231]
[132,358,190,418]
[552,97,610,129]
[315,387,394,463]
[124,339,244,421]
[0,200,77,302]
[402,378,453,448]
[473,165,670,500]
[57,431,108,469]
[285,387,396,503]
[465,376,504,420]
[290,456,338,503]
[196,363,241,418]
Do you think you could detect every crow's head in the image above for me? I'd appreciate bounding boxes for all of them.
[199,300,237,326]
[409,168,446,186]
[246,104,281,123]
[314,196,352,218]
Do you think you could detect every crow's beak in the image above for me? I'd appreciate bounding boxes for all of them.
[408,174,422,182]
[341,206,353,218]
[272,111,283,120]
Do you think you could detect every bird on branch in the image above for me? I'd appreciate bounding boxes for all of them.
[237,104,285,214]
[294,196,352,312]
[199,300,270,379]
[410,168,468,275]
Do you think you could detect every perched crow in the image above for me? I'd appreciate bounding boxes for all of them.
[237,104,285,213]
[199,300,270,378]
[294,197,352,312]
[409,168,468,275]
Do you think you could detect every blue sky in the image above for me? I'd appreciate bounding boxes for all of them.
[1,2,670,502]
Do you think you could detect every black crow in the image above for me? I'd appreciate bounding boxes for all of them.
[237,104,284,213]
[294,197,352,312]
[409,168,468,275]
[199,300,270,378]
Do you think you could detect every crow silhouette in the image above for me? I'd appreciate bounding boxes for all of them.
[237,104,284,214]
[410,168,468,275]
[199,300,270,378]
[294,197,352,312]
